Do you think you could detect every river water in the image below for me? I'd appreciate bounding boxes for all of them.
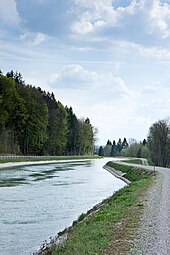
[0,158,126,255]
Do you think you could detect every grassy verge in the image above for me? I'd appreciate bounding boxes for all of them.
[122,159,143,165]
[0,155,101,164]
[147,158,155,166]
[49,162,155,255]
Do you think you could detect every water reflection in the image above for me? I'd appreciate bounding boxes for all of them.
[0,158,125,255]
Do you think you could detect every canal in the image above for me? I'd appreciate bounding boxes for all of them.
[0,158,126,255]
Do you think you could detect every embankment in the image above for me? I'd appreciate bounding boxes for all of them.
[34,161,156,255]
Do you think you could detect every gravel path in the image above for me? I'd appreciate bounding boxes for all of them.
[122,163,170,255]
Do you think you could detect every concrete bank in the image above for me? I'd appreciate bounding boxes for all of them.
[103,164,131,185]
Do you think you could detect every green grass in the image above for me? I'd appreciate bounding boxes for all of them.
[147,158,155,166]
[122,159,143,165]
[0,155,101,164]
[50,162,155,255]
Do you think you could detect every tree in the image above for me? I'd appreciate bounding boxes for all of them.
[104,140,112,156]
[77,118,94,155]
[121,141,150,159]
[142,139,147,146]
[117,138,122,154]
[122,137,129,149]
[45,100,68,155]
[0,69,96,156]
[66,107,79,155]
[98,146,104,156]
[147,119,170,167]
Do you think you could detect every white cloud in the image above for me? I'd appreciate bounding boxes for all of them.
[0,0,20,27]
[48,64,131,97]
[70,0,170,49]
[20,32,48,46]
[71,0,119,35]
[149,0,170,38]
[72,21,94,34]
[48,65,97,88]
[113,40,170,60]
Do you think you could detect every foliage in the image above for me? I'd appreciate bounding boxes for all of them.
[121,142,150,159]
[106,162,153,181]
[147,119,170,167]
[0,70,96,155]
[98,146,104,156]
[99,138,129,157]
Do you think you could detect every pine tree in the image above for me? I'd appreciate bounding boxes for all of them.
[122,137,129,149]
[98,146,104,156]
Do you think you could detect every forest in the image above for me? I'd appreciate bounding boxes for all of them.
[0,70,95,155]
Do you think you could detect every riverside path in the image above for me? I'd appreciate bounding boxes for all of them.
[118,162,170,255]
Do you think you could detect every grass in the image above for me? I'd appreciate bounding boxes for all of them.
[48,162,156,255]
[147,158,155,166]
[122,158,155,167]
[122,159,143,165]
[0,155,101,164]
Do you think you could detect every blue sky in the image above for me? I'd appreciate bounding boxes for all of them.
[1,0,170,144]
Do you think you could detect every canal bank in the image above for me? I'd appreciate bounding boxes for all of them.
[35,161,156,255]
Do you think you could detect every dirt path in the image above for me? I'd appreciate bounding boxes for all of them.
[129,165,170,255]
[118,162,170,255]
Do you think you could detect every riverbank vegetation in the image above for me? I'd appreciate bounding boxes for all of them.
[0,70,96,156]
[98,137,150,159]
[99,118,170,168]
[45,162,155,255]
[0,155,101,164]
[122,159,143,165]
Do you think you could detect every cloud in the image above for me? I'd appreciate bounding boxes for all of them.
[48,65,98,87]
[69,0,170,50]
[48,64,131,97]
[149,0,170,38]
[0,0,20,27]
[20,32,48,46]
[16,0,74,36]
[8,0,170,53]
[113,40,170,60]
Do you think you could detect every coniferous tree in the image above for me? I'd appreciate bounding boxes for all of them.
[122,137,129,149]
[117,138,122,154]
[142,139,147,146]
[66,107,79,155]
[110,140,117,156]
[98,146,104,156]
[0,70,96,155]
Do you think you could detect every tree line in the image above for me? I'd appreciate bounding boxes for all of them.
[121,119,170,167]
[0,70,95,155]
[98,138,129,156]
[99,118,170,168]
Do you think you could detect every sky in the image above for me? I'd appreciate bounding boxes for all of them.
[1,0,170,145]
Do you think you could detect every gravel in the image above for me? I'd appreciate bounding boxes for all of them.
[128,165,170,255]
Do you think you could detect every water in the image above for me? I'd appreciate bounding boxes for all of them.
[0,158,126,255]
